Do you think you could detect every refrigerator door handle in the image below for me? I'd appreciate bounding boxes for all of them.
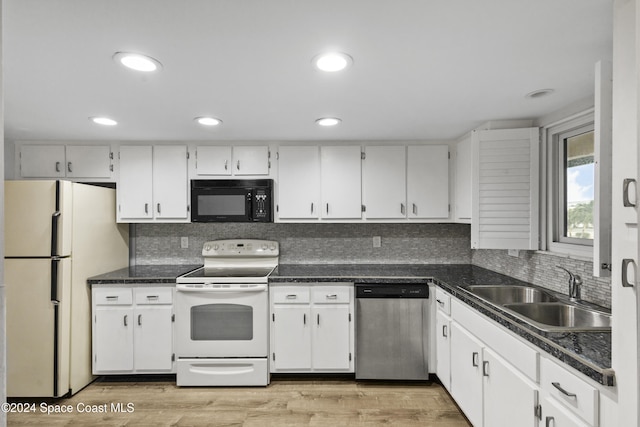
[51,211,61,256]
[51,258,60,303]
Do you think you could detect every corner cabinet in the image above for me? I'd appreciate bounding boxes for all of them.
[269,283,354,373]
[117,145,189,222]
[92,286,175,374]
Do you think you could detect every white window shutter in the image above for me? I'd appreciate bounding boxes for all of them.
[471,127,540,250]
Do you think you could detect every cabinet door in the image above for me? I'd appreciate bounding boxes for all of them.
[450,322,483,427]
[312,305,351,370]
[541,396,591,427]
[407,145,449,218]
[277,146,320,219]
[435,311,451,390]
[195,146,232,176]
[19,145,66,178]
[93,307,134,372]
[118,146,153,220]
[233,146,270,175]
[153,145,189,220]
[483,347,537,427]
[455,135,472,221]
[134,305,173,372]
[471,127,540,249]
[65,145,112,179]
[363,146,406,219]
[321,146,362,219]
[271,305,311,370]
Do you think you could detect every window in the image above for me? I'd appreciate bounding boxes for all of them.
[558,125,595,243]
[548,116,595,254]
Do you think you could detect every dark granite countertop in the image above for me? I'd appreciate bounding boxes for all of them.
[88,264,202,285]
[270,263,614,386]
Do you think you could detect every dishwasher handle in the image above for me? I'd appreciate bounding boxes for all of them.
[355,283,429,298]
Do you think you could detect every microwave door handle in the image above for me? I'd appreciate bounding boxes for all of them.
[247,191,253,221]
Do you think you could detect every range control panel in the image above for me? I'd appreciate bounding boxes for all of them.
[202,239,279,257]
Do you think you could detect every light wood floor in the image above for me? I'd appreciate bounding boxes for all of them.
[7,376,471,426]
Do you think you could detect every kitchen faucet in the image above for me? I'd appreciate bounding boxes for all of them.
[556,266,583,301]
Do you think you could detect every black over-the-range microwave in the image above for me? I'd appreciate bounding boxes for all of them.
[190,179,274,222]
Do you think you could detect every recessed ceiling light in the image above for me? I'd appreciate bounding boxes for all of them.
[113,52,162,72]
[89,116,117,126]
[313,52,353,72]
[525,88,554,99]
[195,117,222,126]
[316,117,342,127]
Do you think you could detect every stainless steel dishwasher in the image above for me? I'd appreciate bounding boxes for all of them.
[355,283,430,380]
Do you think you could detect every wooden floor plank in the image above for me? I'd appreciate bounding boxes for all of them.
[7,377,471,426]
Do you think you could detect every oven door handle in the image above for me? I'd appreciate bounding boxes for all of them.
[176,284,267,293]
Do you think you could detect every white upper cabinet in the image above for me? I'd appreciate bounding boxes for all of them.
[362,146,407,219]
[18,144,112,180]
[455,135,472,222]
[195,145,269,176]
[117,145,188,222]
[195,146,232,175]
[233,146,270,176]
[407,145,449,219]
[471,127,540,250]
[277,146,321,219]
[152,145,189,220]
[320,146,362,219]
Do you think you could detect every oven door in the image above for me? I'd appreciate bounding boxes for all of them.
[175,284,268,358]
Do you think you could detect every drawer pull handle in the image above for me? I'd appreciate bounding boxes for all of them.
[436,299,445,306]
[442,325,447,338]
[622,259,635,288]
[472,352,479,367]
[124,315,128,327]
[286,294,297,299]
[552,382,577,398]
[55,161,61,173]
[317,314,320,325]
[67,162,73,173]
[545,416,555,427]
[482,361,489,377]
[326,294,338,299]
[106,296,118,301]
[146,295,159,300]
[623,178,637,207]
[303,314,306,325]
[138,314,142,326]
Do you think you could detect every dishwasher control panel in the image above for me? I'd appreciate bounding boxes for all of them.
[355,283,429,298]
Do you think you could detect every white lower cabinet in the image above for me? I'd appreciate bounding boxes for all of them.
[482,347,538,427]
[449,321,538,427]
[438,290,605,427]
[270,284,354,373]
[435,310,451,390]
[92,286,174,374]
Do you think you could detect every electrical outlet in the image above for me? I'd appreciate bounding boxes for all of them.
[180,237,189,249]
[373,236,381,248]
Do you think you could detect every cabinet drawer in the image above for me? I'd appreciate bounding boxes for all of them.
[540,357,599,426]
[271,287,310,304]
[94,288,133,306]
[434,287,451,315]
[311,286,351,304]
[134,287,173,305]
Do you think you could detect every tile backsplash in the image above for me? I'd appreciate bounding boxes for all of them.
[133,222,472,265]
[133,222,611,308]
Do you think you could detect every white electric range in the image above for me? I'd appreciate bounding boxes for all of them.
[175,239,278,386]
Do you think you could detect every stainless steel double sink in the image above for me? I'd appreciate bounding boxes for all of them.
[464,285,611,332]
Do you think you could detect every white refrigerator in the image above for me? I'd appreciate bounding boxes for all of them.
[4,180,129,397]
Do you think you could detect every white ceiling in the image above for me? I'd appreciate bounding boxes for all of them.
[4,0,613,142]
